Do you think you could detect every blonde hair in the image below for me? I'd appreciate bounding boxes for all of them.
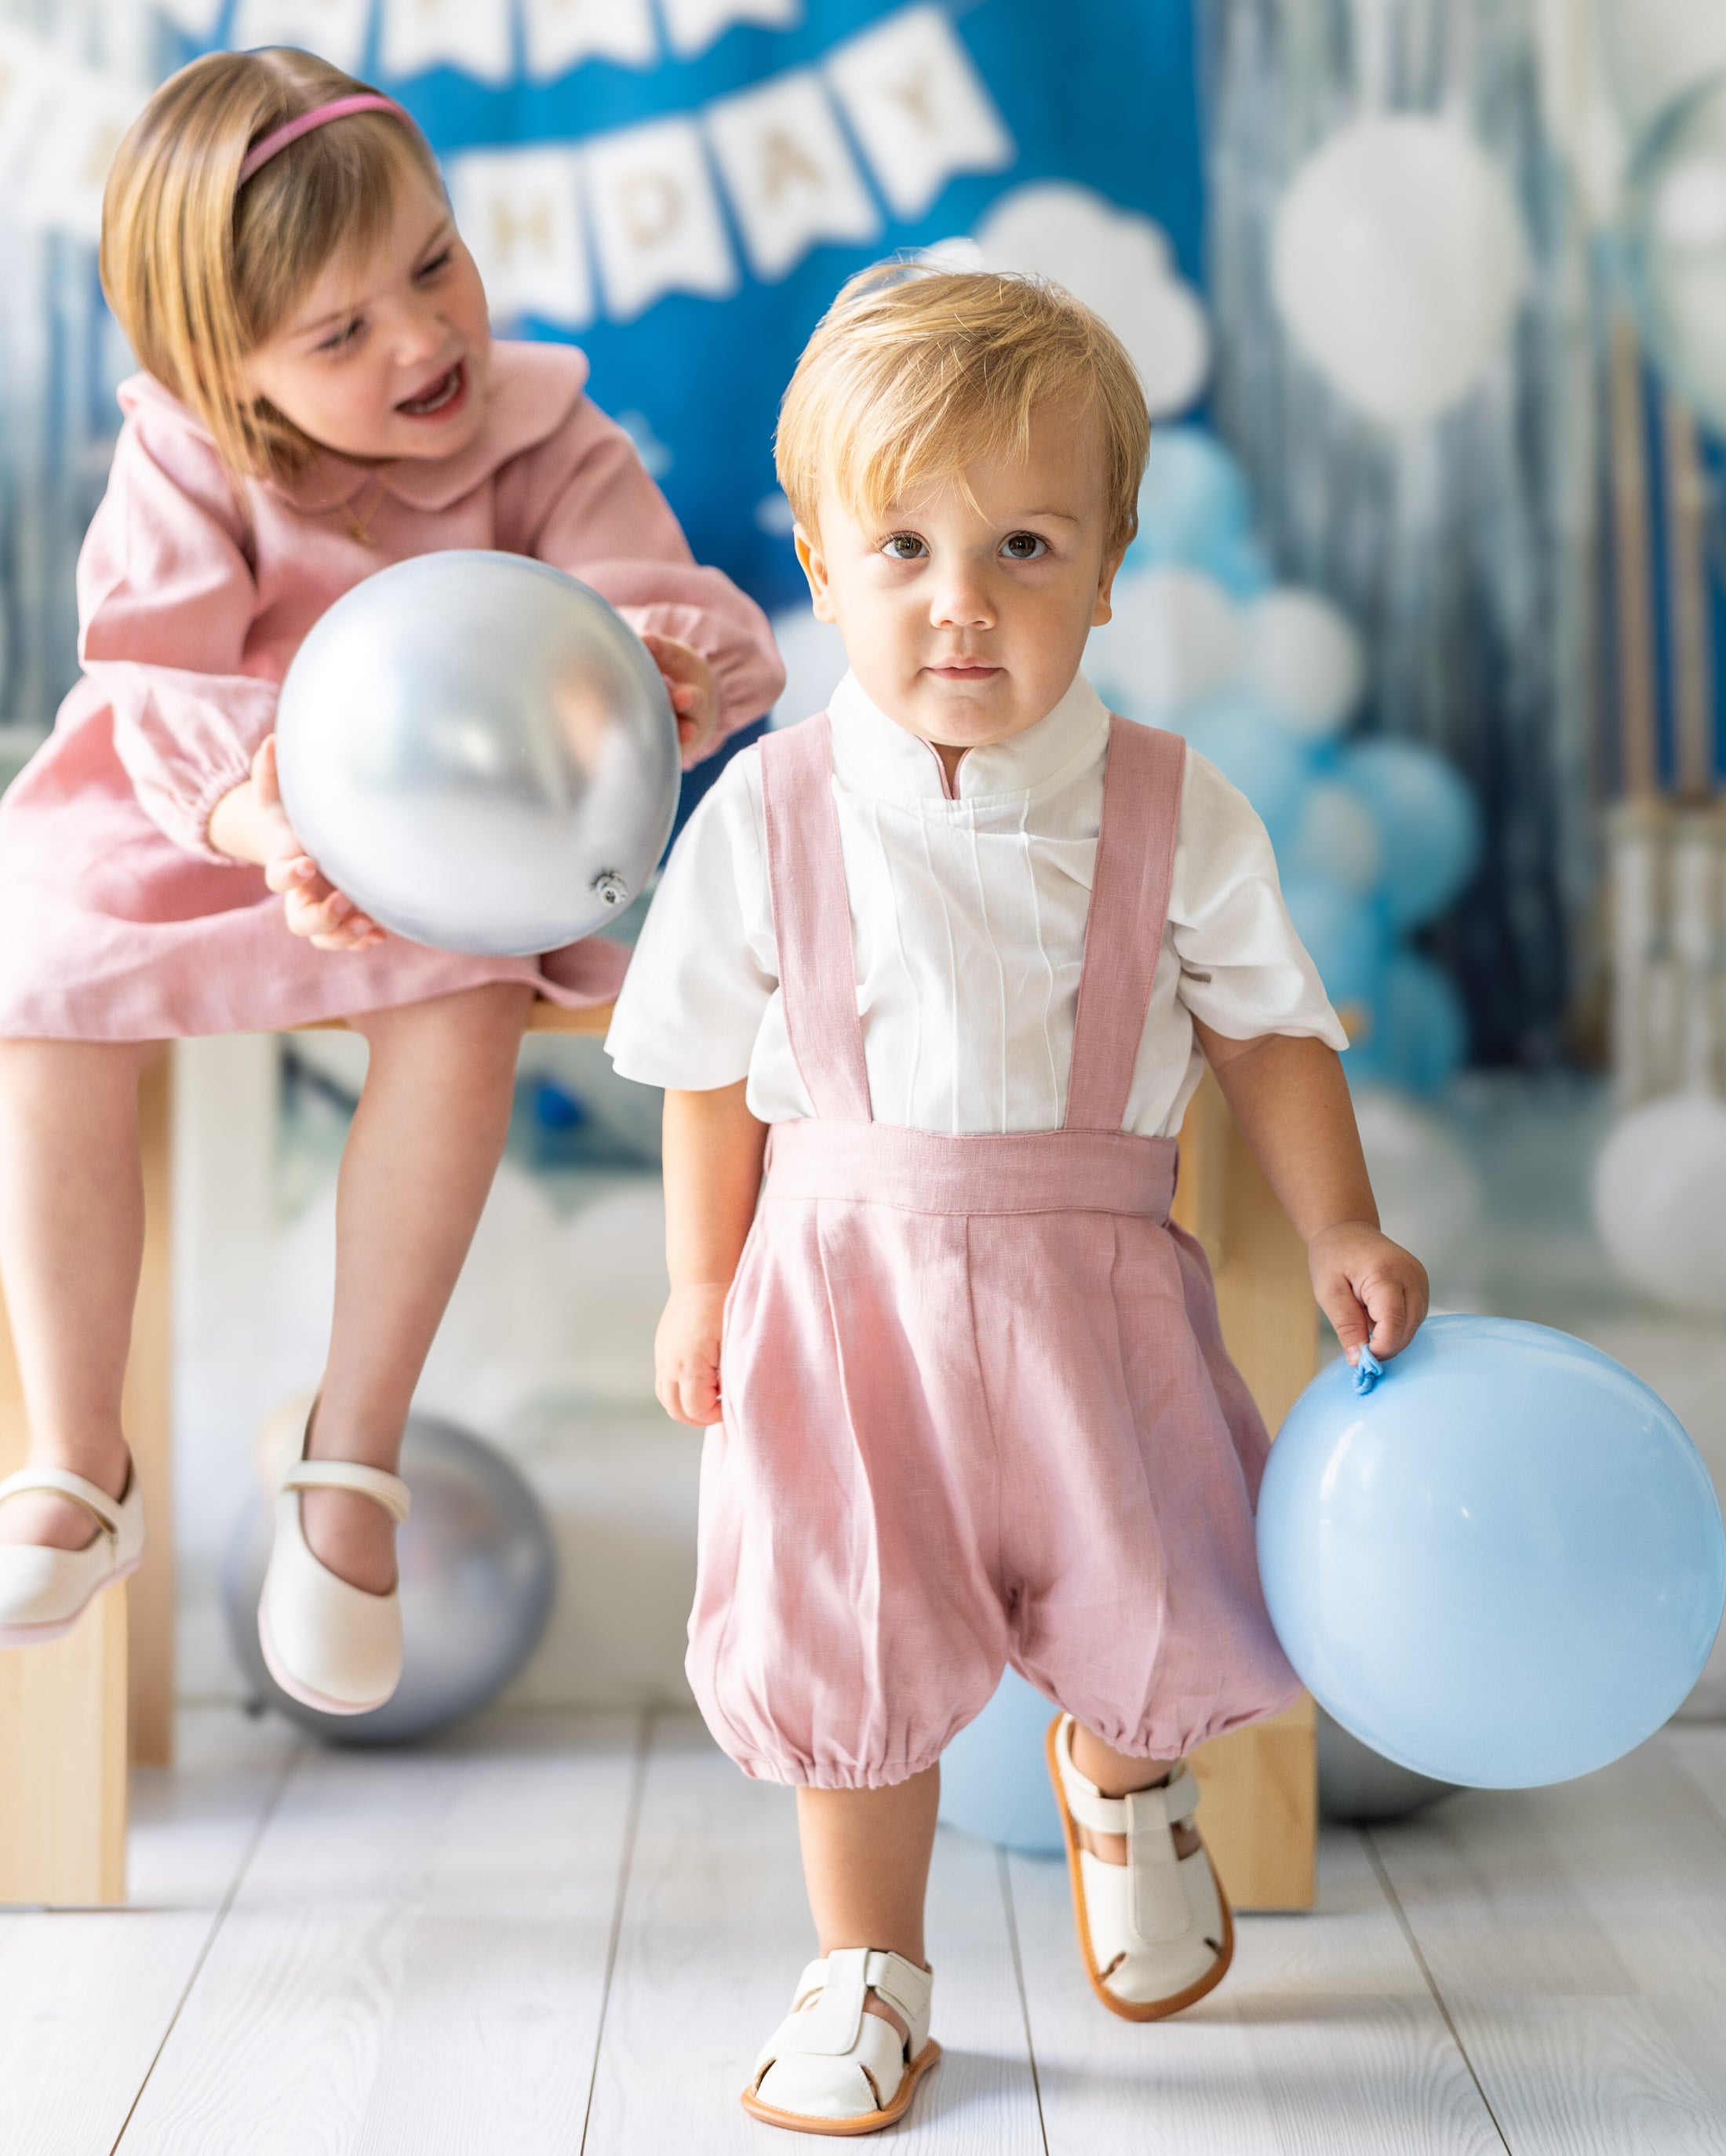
[775,263,1150,557]
[100,49,445,483]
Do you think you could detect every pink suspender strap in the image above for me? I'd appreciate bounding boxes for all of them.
[759,716,873,1123]
[1065,719,1187,1134]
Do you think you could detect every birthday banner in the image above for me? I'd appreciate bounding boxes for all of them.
[142,1,1207,628]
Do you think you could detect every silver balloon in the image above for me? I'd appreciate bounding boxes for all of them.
[1316,1705,1458,1825]
[1625,73,1726,435]
[224,1412,557,1745]
[276,552,679,956]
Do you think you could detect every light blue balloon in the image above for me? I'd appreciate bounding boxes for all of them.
[1184,691,1313,846]
[1258,1315,1726,1787]
[1349,949,1469,1094]
[1280,872,1389,1008]
[1127,427,1254,573]
[1338,738,1481,930]
[938,1666,1064,1856]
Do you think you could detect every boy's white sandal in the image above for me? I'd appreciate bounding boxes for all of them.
[741,1947,939,2136]
[257,1457,411,1716]
[0,1460,144,1645]
[1047,1712,1234,2021]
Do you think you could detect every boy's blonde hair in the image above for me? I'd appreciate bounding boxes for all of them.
[775,263,1150,557]
[100,49,445,484]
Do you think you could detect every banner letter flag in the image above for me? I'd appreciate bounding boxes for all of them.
[585,116,738,321]
[155,0,226,31]
[659,0,800,62]
[381,0,513,85]
[522,0,658,82]
[826,5,1014,222]
[229,0,372,73]
[18,64,146,241]
[450,147,592,327]
[706,70,880,282]
[0,27,53,192]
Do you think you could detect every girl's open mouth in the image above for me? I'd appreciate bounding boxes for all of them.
[395,360,467,419]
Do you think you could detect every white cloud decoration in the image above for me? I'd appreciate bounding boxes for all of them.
[966,181,1211,418]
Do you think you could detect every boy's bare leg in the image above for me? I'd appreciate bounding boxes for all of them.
[796,1767,940,2041]
[1069,1724,1200,1861]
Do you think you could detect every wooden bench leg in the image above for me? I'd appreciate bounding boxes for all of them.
[0,1047,175,1903]
[1174,1072,1319,1912]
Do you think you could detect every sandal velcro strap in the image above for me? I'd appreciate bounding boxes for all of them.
[1125,1779,1200,1943]
[280,1459,411,1525]
[0,1467,124,1536]
[781,1948,931,2059]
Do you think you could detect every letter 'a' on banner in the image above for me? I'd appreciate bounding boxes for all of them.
[228,0,372,73]
[660,0,801,63]
[522,0,657,82]
[585,116,739,322]
[450,146,592,327]
[705,69,880,282]
[381,0,513,86]
[826,5,1014,223]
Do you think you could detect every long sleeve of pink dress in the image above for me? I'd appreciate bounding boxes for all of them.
[0,341,784,1041]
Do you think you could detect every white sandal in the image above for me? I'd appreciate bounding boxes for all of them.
[1047,1712,1233,2021]
[741,1948,939,2136]
[0,1460,144,1646]
[257,1455,410,1716]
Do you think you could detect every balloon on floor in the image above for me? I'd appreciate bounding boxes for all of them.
[938,1666,1065,1856]
[1593,1091,1726,1317]
[276,552,679,956]
[225,1411,557,1744]
[1258,1316,1726,1787]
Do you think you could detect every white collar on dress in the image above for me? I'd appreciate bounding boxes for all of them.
[825,668,1111,804]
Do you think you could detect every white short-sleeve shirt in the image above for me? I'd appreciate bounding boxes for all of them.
[605,670,1346,1138]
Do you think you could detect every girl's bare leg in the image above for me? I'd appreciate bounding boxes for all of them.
[299,981,533,1593]
[795,1768,940,2041]
[0,1040,158,1551]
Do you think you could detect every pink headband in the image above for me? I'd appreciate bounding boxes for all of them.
[238,93,408,186]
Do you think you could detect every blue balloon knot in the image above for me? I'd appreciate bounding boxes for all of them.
[1353,1345,1385,1394]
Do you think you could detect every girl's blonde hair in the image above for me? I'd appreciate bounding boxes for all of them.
[775,262,1151,557]
[100,49,445,483]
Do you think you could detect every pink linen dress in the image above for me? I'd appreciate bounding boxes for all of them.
[686,713,1300,1790]
[0,341,784,1040]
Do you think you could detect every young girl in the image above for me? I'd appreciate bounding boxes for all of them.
[0,50,781,1717]
[607,267,1428,2135]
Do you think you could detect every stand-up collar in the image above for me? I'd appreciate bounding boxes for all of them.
[825,669,1112,805]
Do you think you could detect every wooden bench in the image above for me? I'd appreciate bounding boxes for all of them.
[0,1018,1315,1909]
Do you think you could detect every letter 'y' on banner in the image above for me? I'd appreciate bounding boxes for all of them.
[585,118,738,321]
[450,147,592,326]
[230,0,372,73]
[826,5,1014,222]
[523,0,657,82]
[381,0,513,85]
[707,71,880,282]
[660,0,800,62]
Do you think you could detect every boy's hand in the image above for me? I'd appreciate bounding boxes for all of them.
[656,1281,730,1426]
[1308,1221,1429,1364]
[643,632,719,769]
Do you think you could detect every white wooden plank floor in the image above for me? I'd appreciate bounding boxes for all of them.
[5,1706,1724,2154]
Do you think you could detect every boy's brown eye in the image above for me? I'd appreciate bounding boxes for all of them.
[882,534,926,560]
[1002,532,1048,560]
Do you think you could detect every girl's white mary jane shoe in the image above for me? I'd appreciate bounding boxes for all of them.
[0,1461,144,1645]
[741,1947,939,2136]
[257,1458,411,1716]
[1047,1712,1233,2021]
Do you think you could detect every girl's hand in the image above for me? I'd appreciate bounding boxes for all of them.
[248,737,386,952]
[643,632,719,769]
[655,1281,729,1426]
[1308,1221,1429,1365]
